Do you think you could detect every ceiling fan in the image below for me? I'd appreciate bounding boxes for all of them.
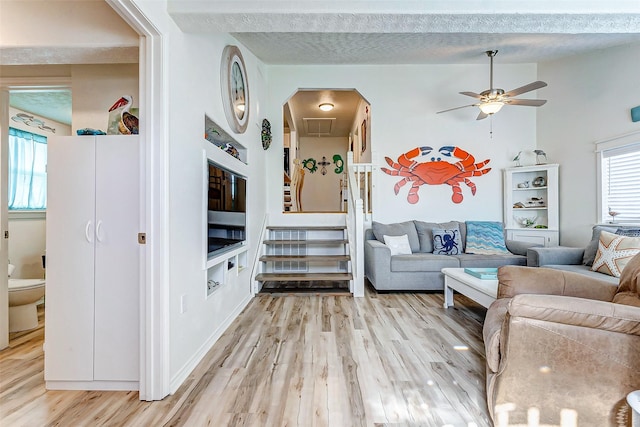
[437,50,547,120]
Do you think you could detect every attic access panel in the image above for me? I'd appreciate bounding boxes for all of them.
[303,117,335,136]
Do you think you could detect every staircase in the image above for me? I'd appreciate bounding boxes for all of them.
[255,225,352,294]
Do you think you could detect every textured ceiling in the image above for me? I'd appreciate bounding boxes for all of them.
[230,32,640,65]
[10,91,72,126]
[168,3,640,65]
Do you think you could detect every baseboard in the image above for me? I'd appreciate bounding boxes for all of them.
[46,380,138,391]
[169,293,252,393]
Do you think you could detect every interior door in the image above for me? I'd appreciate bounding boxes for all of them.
[45,136,96,381]
[93,135,139,381]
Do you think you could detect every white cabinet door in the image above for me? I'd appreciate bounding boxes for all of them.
[45,137,96,381]
[93,136,140,381]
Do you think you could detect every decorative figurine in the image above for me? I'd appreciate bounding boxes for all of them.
[534,149,547,165]
[513,151,522,167]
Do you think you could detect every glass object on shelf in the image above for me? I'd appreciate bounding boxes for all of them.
[608,207,620,223]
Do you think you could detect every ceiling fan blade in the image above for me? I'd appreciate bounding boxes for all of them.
[506,98,547,107]
[476,111,488,120]
[436,103,478,114]
[460,91,483,99]
[504,81,547,97]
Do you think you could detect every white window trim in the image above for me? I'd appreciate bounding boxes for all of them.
[595,130,640,225]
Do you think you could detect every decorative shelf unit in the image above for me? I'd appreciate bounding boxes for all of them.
[204,114,247,164]
[503,163,559,247]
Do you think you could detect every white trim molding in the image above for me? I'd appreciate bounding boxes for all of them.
[106,0,170,401]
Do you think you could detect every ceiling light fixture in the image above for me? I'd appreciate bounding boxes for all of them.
[478,101,504,115]
[319,103,334,112]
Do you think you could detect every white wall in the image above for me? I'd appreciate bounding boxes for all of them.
[0,1,138,48]
[266,64,540,225]
[537,43,640,246]
[72,64,139,133]
[298,136,348,211]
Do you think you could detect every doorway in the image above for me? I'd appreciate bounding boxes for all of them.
[283,89,371,213]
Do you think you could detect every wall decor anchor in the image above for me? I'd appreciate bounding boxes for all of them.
[318,156,331,175]
[381,146,491,204]
[332,154,344,174]
[302,158,317,173]
[261,119,272,150]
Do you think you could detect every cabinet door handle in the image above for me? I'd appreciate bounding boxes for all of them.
[85,220,93,243]
[96,220,104,243]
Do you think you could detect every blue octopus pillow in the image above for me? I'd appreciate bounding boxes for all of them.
[432,227,462,255]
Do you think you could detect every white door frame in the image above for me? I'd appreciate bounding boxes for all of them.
[106,0,170,401]
[0,79,72,351]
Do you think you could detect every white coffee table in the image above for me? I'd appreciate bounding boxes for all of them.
[441,268,498,309]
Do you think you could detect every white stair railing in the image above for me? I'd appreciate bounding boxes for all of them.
[346,152,374,297]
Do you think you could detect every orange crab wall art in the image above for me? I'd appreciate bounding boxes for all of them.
[381,146,491,204]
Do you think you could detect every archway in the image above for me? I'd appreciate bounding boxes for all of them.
[282,89,370,213]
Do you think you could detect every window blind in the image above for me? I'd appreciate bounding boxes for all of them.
[602,143,640,222]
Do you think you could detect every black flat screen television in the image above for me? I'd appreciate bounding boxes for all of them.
[207,160,246,258]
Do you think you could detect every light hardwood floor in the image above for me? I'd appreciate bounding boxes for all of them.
[1,287,492,426]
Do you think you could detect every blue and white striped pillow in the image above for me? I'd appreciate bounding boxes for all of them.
[465,221,510,255]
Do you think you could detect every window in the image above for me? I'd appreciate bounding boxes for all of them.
[597,139,640,223]
[8,127,47,210]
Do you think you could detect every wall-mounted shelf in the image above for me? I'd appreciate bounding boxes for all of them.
[204,114,247,164]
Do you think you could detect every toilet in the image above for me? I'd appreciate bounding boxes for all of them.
[7,264,46,333]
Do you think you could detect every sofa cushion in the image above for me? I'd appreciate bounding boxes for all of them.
[390,253,459,272]
[455,253,526,269]
[432,227,462,255]
[543,264,619,285]
[383,234,412,256]
[414,220,465,252]
[372,221,420,253]
[582,225,617,266]
[614,252,640,307]
[465,221,510,255]
[591,230,640,277]
[616,228,640,237]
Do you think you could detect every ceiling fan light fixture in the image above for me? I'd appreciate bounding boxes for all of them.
[319,103,334,112]
[479,101,504,115]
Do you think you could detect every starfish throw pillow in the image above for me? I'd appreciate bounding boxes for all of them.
[591,230,640,277]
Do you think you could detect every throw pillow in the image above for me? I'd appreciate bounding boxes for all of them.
[591,230,640,277]
[616,228,640,237]
[372,221,420,253]
[583,225,617,266]
[432,227,461,255]
[414,220,465,253]
[465,221,510,255]
[383,234,413,256]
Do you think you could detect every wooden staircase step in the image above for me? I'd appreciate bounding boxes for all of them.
[255,272,353,282]
[267,226,346,231]
[260,254,350,262]
[263,239,348,245]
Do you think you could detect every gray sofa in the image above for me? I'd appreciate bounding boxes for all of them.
[364,220,536,291]
[527,224,640,285]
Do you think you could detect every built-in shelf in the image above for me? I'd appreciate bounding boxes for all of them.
[204,114,247,164]
[205,245,248,298]
[504,164,559,247]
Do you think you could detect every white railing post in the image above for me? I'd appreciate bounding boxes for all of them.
[346,152,371,297]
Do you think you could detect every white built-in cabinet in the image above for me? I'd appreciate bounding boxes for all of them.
[503,164,559,247]
[45,135,140,390]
